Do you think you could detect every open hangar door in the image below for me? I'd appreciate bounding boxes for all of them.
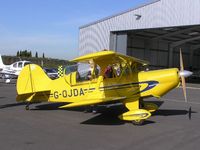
[112,25,200,72]
[111,25,200,82]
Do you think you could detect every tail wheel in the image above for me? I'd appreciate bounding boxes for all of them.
[25,103,30,110]
[132,119,144,126]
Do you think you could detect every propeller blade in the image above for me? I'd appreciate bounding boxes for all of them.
[180,49,184,71]
[179,49,187,102]
[181,75,187,102]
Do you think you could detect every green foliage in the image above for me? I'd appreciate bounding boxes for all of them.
[9,50,74,67]
[2,55,75,68]
[17,50,32,57]
[17,51,19,57]
[35,52,38,58]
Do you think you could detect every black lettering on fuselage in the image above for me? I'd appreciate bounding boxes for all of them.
[62,90,67,98]
[80,88,84,96]
[73,89,78,96]
[68,89,72,97]
[53,88,85,99]
[54,91,59,99]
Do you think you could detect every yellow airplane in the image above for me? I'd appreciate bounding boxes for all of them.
[16,49,192,125]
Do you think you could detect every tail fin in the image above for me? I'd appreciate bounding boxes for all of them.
[17,64,52,95]
[0,54,4,68]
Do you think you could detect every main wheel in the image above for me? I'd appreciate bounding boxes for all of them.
[132,119,144,126]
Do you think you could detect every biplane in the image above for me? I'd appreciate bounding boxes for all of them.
[16,50,192,125]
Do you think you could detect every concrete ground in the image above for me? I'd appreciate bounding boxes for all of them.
[0,83,200,150]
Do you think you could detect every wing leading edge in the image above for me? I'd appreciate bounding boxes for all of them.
[72,50,149,66]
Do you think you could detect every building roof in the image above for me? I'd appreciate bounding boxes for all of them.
[79,0,161,29]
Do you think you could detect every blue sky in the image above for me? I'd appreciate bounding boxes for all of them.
[0,0,150,60]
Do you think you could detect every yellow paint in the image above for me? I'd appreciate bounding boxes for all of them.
[119,109,151,121]
[123,99,139,110]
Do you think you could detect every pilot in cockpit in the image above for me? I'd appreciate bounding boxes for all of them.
[104,65,113,78]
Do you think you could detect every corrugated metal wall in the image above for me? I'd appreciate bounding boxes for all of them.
[79,0,200,56]
[127,37,169,68]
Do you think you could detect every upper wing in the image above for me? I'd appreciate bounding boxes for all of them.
[72,50,149,67]
[59,96,126,108]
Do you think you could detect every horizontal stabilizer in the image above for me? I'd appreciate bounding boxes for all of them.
[17,90,51,102]
[59,96,126,108]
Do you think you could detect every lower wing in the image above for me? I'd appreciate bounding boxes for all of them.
[59,96,126,108]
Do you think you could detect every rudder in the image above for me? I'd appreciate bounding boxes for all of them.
[17,64,52,95]
[0,54,4,68]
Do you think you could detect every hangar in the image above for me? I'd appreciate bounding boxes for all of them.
[79,0,200,70]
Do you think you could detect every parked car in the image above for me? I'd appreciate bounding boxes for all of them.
[43,68,58,79]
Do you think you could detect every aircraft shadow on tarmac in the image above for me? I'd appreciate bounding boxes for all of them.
[32,103,155,125]
[0,101,196,125]
[154,109,189,116]
[0,102,27,109]
[80,110,196,126]
[80,106,156,126]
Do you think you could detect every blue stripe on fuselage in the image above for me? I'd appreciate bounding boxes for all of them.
[100,80,159,94]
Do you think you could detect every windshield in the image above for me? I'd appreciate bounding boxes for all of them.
[65,64,78,75]
[44,68,57,73]
[64,63,100,81]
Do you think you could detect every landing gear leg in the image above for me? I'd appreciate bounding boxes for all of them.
[119,99,151,126]
[139,98,144,108]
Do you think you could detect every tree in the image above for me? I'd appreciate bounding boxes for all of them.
[35,52,38,58]
[17,51,19,57]
[42,53,45,58]
[24,50,28,57]
[17,50,33,57]
[29,51,32,57]
[21,50,25,57]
